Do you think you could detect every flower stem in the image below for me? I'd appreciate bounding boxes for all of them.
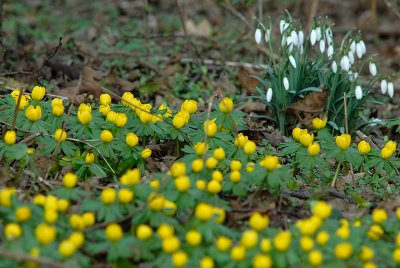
[331,162,341,188]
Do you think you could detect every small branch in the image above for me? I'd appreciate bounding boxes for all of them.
[355,130,379,149]
[0,247,67,268]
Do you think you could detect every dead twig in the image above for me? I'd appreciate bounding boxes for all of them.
[0,247,67,268]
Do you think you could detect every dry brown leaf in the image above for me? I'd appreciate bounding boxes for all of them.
[238,69,260,94]
[185,19,212,37]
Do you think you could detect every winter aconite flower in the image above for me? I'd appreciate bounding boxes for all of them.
[85,153,94,164]
[172,251,188,268]
[358,140,371,154]
[35,224,57,245]
[181,99,197,114]
[4,130,16,145]
[372,208,387,224]
[54,129,67,143]
[308,143,320,156]
[100,93,111,105]
[141,148,152,159]
[100,130,113,143]
[105,223,123,242]
[101,188,116,205]
[63,172,78,188]
[31,86,46,101]
[335,242,352,260]
[336,134,351,150]
[195,203,214,221]
[77,110,92,125]
[309,250,323,266]
[204,119,218,137]
[312,117,327,130]
[186,230,202,246]
[273,231,291,252]
[126,132,139,147]
[4,223,22,240]
[25,105,42,122]
[219,97,234,113]
[59,240,76,258]
[136,224,153,240]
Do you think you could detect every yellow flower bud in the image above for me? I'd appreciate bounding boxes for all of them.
[181,99,197,114]
[213,147,225,160]
[31,86,46,101]
[63,172,78,188]
[54,129,67,143]
[195,203,214,221]
[335,242,352,260]
[273,231,291,252]
[114,113,128,127]
[260,155,279,171]
[381,147,394,159]
[172,112,188,129]
[219,97,234,113]
[312,117,327,130]
[126,132,139,147]
[204,119,218,137]
[186,230,202,246]
[77,110,92,125]
[175,176,191,192]
[358,140,371,154]
[243,140,257,155]
[25,105,42,122]
[105,223,123,242]
[99,93,111,105]
[35,224,57,245]
[4,223,22,240]
[136,224,153,240]
[4,130,16,145]
[118,188,134,203]
[336,134,351,150]
[85,153,95,164]
[100,130,113,143]
[194,142,209,156]
[51,98,63,108]
[141,148,152,159]
[299,132,314,147]
[99,104,111,116]
[52,104,64,116]
[15,206,32,222]
[101,188,116,205]
[308,143,320,156]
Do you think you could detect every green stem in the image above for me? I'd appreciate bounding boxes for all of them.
[331,162,341,188]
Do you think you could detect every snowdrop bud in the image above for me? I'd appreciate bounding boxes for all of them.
[325,28,333,44]
[280,20,285,33]
[327,45,334,59]
[332,61,338,73]
[310,29,317,46]
[360,40,366,55]
[356,42,363,59]
[381,79,388,94]
[316,27,322,41]
[289,55,296,68]
[369,62,377,76]
[283,77,289,91]
[291,31,298,46]
[286,37,294,52]
[348,51,354,64]
[340,56,350,71]
[350,40,356,54]
[298,31,304,46]
[266,88,273,102]
[255,28,262,44]
[319,40,325,53]
[265,29,271,43]
[388,82,394,98]
[355,85,363,100]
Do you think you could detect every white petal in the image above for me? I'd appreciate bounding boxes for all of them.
[289,55,297,68]
[356,43,363,59]
[283,77,289,90]
[290,31,298,46]
[327,45,334,59]
[381,80,388,94]
[298,31,304,45]
[355,85,363,100]
[319,40,325,53]
[266,88,273,102]
[360,40,366,55]
[280,20,285,33]
[316,27,322,41]
[310,29,317,46]
[325,28,333,44]
[369,62,377,76]
[340,56,350,71]
[281,36,286,47]
[388,82,394,98]
[255,28,262,44]
[348,51,354,64]
[332,61,338,73]
[350,40,356,54]
[264,29,271,42]
[300,45,304,55]
[283,22,289,32]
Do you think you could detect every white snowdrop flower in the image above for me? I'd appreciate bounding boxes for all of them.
[280,20,285,33]
[388,82,394,98]
[325,28,333,44]
[300,45,304,55]
[340,56,350,71]
[255,28,262,44]
[350,40,356,54]
[353,72,359,80]
[281,36,286,47]
[327,45,334,59]
[264,29,271,43]
[289,55,296,68]
[360,40,366,55]
[355,85,363,100]
[369,62,377,76]
[298,31,304,46]
[319,39,326,53]
[348,51,354,64]
[283,77,289,91]
[286,37,294,52]
[356,42,363,59]
[316,27,322,41]
[266,88,273,102]
[332,61,338,73]
[310,29,317,46]
[348,71,355,81]
[291,31,298,46]
[381,79,388,94]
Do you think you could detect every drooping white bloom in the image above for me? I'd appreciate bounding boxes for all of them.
[310,29,317,46]
[349,72,358,81]
[255,28,262,44]
[319,40,326,53]
[355,85,363,100]
[289,55,296,68]
[265,29,271,43]
[348,51,354,64]
[286,37,294,52]
[298,31,304,46]
[360,40,366,55]
[325,28,333,44]
[327,45,334,59]
[381,79,388,94]
[290,31,298,46]
[332,61,338,73]
[356,42,363,59]
[280,20,285,33]
[340,56,350,71]
[350,40,356,54]
[283,77,289,91]
[316,27,322,41]
[369,62,377,76]
[266,88,273,102]
[388,82,394,98]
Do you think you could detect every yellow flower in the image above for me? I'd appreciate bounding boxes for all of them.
[57,199,70,213]
[105,223,123,242]
[175,176,191,192]
[359,246,374,262]
[358,140,371,154]
[200,257,215,268]
[26,247,40,268]
[27,147,35,155]
[31,86,45,101]
[118,188,134,203]
[121,92,134,107]
[162,236,180,254]
[173,112,189,129]
[312,201,332,220]
[4,130,16,145]
[213,207,225,223]
[100,130,113,142]
[204,119,218,137]
[249,212,269,231]
[148,194,165,211]
[35,224,57,245]
[243,140,257,155]
[230,160,242,171]
[85,152,95,164]
[309,250,323,267]
[192,159,204,173]
[231,245,246,261]
[59,239,76,258]
[82,212,96,227]
[253,254,272,268]
[101,188,116,205]
[368,224,384,240]
[51,98,63,108]
[126,132,139,147]
[230,171,241,183]
[205,157,218,169]
[336,134,351,150]
[216,236,232,251]
[381,147,394,159]
[69,232,85,248]
[77,110,92,125]
[219,97,234,113]
[139,110,153,124]
[308,143,320,156]
[186,230,202,246]
[141,148,152,159]
[63,172,78,188]
[261,155,279,171]
[0,188,15,208]
[299,132,314,147]
[213,147,225,160]
[336,226,350,239]
[194,142,209,156]
[106,111,117,122]
[384,140,397,153]
[4,223,22,240]
[207,180,221,194]
[100,93,111,105]
[15,206,32,222]
[170,162,186,177]
[25,105,42,122]
[260,238,272,252]
[54,129,67,143]
[240,230,258,249]
[181,99,197,114]
[371,208,387,224]
[335,242,352,260]
[316,231,329,246]
[136,224,153,240]
[16,95,29,110]
[120,168,141,186]
[273,231,291,252]
[159,104,172,117]
[52,104,64,116]
[312,117,327,130]
[235,133,249,148]
[157,224,174,240]
[292,127,302,140]
[212,170,223,182]
[300,236,314,252]
[393,248,400,263]
[364,262,377,268]
[196,180,206,190]
[99,104,111,116]
[44,209,58,224]
[33,194,46,206]
[114,113,128,127]
[195,203,214,221]
[172,251,188,268]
